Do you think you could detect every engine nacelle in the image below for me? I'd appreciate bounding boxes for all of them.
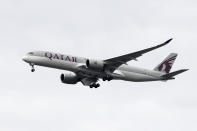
[86,59,105,71]
[60,72,79,84]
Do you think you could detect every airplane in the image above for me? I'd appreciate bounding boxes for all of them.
[22,38,188,88]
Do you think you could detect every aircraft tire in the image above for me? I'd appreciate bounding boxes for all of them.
[96,84,100,88]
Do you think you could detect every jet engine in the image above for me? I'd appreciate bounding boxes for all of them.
[86,59,105,71]
[60,72,80,84]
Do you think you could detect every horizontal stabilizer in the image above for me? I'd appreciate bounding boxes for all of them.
[161,69,189,79]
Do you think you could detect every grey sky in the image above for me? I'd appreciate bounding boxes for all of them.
[0,0,196,131]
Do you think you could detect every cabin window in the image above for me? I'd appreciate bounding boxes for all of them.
[28,52,34,55]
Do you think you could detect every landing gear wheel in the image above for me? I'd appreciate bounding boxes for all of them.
[31,69,35,72]
[30,63,35,72]
[96,84,100,88]
[103,76,112,81]
[89,83,100,88]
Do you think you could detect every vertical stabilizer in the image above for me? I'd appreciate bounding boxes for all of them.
[154,53,177,73]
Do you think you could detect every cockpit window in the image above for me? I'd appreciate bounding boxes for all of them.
[28,52,34,55]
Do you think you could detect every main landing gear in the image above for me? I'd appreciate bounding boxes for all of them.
[30,63,35,72]
[90,83,100,88]
[102,76,112,81]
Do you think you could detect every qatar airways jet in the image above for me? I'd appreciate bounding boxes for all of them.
[23,38,188,88]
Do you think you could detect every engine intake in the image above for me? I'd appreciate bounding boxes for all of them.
[86,59,105,71]
[60,72,79,84]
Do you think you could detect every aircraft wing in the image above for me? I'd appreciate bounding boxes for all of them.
[104,38,172,71]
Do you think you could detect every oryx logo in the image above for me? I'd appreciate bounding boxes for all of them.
[158,56,176,73]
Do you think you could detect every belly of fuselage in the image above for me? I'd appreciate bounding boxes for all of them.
[27,56,107,78]
[27,56,161,82]
[114,70,160,82]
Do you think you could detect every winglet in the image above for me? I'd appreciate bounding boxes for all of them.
[164,38,173,44]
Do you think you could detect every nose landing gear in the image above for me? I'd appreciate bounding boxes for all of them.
[30,63,35,72]
[31,68,35,72]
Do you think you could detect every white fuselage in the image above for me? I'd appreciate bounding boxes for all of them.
[23,51,164,82]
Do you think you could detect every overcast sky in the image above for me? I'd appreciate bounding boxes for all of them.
[0,0,196,131]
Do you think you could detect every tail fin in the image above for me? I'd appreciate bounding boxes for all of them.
[161,69,189,80]
[154,53,177,73]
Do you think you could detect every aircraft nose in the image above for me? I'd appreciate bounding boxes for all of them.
[22,55,28,62]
